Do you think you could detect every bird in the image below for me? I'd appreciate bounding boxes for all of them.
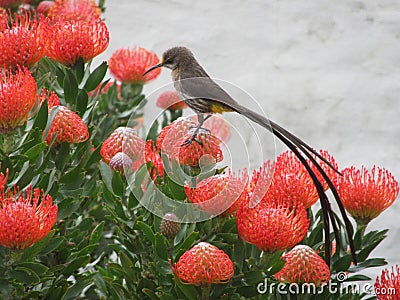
[144,46,356,265]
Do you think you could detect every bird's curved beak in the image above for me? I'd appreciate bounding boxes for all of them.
[143,63,163,76]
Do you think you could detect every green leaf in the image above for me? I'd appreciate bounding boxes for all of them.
[176,231,199,255]
[100,161,113,193]
[333,254,352,272]
[25,142,46,161]
[76,89,89,117]
[20,230,55,261]
[134,221,155,244]
[90,221,105,245]
[9,267,40,285]
[63,275,95,300]
[73,57,85,82]
[154,233,169,260]
[17,262,48,276]
[63,255,91,277]
[32,99,48,131]
[112,171,125,196]
[84,61,108,91]
[64,70,79,105]
[244,270,264,285]
[174,278,198,300]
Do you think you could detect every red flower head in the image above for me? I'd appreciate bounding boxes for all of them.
[236,197,309,252]
[0,183,57,250]
[190,115,231,144]
[156,118,223,167]
[336,165,399,224]
[0,67,37,133]
[0,10,50,69]
[274,245,331,286]
[184,169,249,216]
[375,265,400,300]
[47,0,101,21]
[47,18,109,67]
[156,91,187,111]
[267,150,338,208]
[37,1,55,16]
[171,242,234,286]
[0,0,21,8]
[44,90,89,145]
[108,47,161,84]
[100,127,145,166]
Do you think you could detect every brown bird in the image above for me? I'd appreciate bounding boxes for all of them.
[144,46,356,265]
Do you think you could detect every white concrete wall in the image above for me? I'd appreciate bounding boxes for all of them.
[96,0,400,281]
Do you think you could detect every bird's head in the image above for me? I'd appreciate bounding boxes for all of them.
[143,46,195,75]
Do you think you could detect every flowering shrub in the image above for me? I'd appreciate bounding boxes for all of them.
[0,1,398,299]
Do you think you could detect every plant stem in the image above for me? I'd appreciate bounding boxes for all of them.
[201,284,211,299]
[2,132,14,154]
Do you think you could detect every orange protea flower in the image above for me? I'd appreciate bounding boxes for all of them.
[44,89,89,145]
[108,47,161,84]
[156,91,187,111]
[0,67,37,133]
[0,10,50,69]
[274,245,331,286]
[190,115,231,144]
[375,265,400,300]
[236,197,309,252]
[156,118,223,167]
[100,127,145,165]
[335,165,399,224]
[266,150,338,208]
[47,18,109,67]
[47,0,101,21]
[184,170,248,216]
[0,180,58,250]
[171,242,234,286]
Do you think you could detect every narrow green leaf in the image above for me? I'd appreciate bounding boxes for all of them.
[20,230,55,260]
[84,61,108,91]
[90,221,105,245]
[32,99,48,131]
[17,262,48,276]
[64,70,79,105]
[112,171,125,196]
[176,231,199,255]
[134,221,155,244]
[76,89,89,117]
[10,268,40,285]
[63,255,91,277]
[154,233,169,260]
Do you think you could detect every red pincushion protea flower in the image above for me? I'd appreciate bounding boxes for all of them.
[156,91,187,110]
[274,245,330,286]
[184,170,248,216]
[47,0,101,21]
[375,265,400,300]
[0,10,50,69]
[156,118,223,167]
[0,183,57,250]
[267,150,338,208]
[144,140,164,177]
[47,18,109,67]
[43,90,89,145]
[0,67,37,133]
[100,127,145,165]
[171,242,234,286]
[108,47,161,84]
[189,115,231,144]
[236,197,309,252]
[336,165,399,224]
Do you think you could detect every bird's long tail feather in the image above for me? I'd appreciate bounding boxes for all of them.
[231,103,356,265]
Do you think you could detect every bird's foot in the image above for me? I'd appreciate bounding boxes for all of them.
[188,126,210,134]
[181,133,203,147]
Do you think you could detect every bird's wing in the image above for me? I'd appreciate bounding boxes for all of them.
[178,76,240,108]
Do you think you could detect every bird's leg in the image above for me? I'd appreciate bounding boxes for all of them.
[182,114,212,146]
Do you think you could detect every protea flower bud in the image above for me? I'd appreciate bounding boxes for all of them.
[274,245,331,286]
[170,242,234,286]
[109,152,133,173]
[159,212,180,238]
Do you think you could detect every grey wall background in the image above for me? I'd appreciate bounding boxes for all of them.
[95,0,400,281]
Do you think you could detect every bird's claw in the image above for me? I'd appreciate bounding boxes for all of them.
[189,126,211,134]
[181,135,203,147]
